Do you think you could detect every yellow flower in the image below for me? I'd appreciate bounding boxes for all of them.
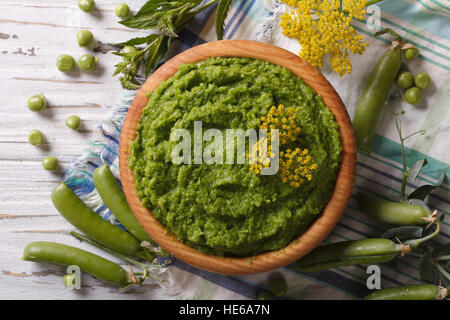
[249,105,318,188]
[280,0,369,76]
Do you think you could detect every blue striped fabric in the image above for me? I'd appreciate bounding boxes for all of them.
[63,0,450,299]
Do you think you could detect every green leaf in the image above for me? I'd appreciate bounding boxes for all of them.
[135,0,173,15]
[112,35,158,47]
[407,158,428,184]
[407,171,445,201]
[144,35,173,77]
[157,13,177,37]
[215,0,232,40]
[120,75,142,90]
[382,226,423,242]
[120,11,164,29]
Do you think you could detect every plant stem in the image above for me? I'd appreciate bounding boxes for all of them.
[403,130,427,141]
[178,0,219,29]
[394,113,408,202]
[435,255,450,261]
[190,0,220,16]
[405,220,441,249]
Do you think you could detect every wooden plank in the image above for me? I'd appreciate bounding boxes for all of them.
[0,0,174,299]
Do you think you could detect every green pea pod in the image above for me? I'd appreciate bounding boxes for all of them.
[358,193,430,226]
[93,163,156,245]
[364,284,449,300]
[353,44,402,153]
[294,239,403,272]
[23,241,130,286]
[51,182,153,260]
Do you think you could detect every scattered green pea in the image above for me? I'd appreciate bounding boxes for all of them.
[115,3,130,18]
[78,54,98,72]
[78,0,95,12]
[42,156,59,171]
[63,273,76,288]
[269,278,288,296]
[28,130,44,146]
[414,72,431,90]
[396,71,414,89]
[77,30,94,47]
[65,115,81,131]
[120,45,138,54]
[404,47,419,60]
[404,87,423,105]
[257,292,274,300]
[57,54,76,73]
[27,94,47,112]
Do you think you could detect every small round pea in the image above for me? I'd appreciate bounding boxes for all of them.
[115,3,130,18]
[57,55,76,73]
[405,87,423,105]
[257,292,274,300]
[414,72,431,90]
[120,45,138,54]
[28,130,44,146]
[42,156,59,171]
[396,71,414,89]
[63,273,76,288]
[27,94,46,112]
[77,30,94,47]
[404,47,419,60]
[65,115,81,131]
[78,0,95,12]
[269,278,288,296]
[77,54,98,72]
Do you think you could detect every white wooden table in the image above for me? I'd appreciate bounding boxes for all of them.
[0,0,174,299]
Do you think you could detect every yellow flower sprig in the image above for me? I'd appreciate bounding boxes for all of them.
[280,148,318,188]
[280,0,369,76]
[249,105,318,188]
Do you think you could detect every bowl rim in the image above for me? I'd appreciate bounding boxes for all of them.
[119,40,356,275]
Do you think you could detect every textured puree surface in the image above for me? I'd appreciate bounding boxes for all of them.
[130,57,342,256]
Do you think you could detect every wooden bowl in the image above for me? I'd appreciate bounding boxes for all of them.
[119,40,356,275]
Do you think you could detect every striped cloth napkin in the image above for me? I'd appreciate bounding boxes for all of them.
[63,0,450,299]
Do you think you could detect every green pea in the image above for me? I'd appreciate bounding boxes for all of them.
[404,47,419,60]
[27,94,47,112]
[42,156,59,171]
[65,115,81,131]
[93,163,156,244]
[28,130,44,146]
[269,278,288,296]
[404,87,423,105]
[257,292,274,300]
[353,44,402,154]
[62,273,76,288]
[115,3,130,18]
[51,182,155,261]
[77,30,94,47]
[23,241,130,286]
[56,55,76,73]
[121,45,138,54]
[396,71,414,89]
[358,193,430,226]
[78,0,95,12]
[77,54,98,72]
[414,72,431,90]
[364,284,448,300]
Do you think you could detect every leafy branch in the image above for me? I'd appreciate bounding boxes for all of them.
[113,0,232,89]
